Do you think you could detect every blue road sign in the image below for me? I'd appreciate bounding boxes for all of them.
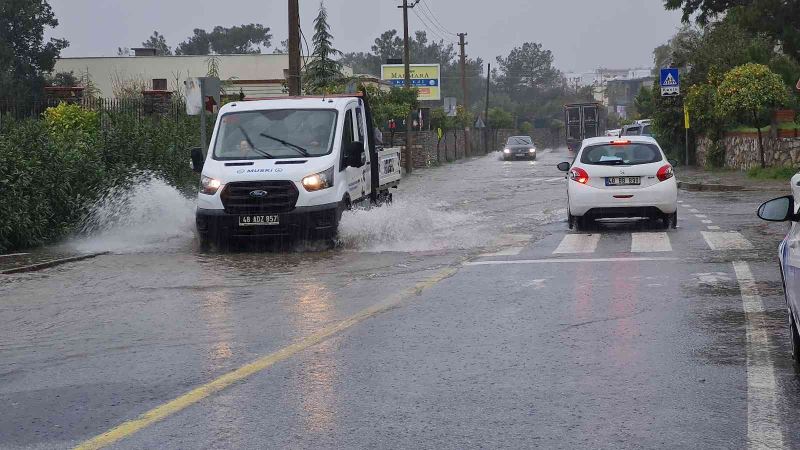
[660,68,680,96]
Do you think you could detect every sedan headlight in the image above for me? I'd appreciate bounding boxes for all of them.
[503,148,511,154]
[302,166,334,192]
[200,175,222,195]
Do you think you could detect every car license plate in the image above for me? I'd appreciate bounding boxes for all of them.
[606,176,641,186]
[238,215,280,226]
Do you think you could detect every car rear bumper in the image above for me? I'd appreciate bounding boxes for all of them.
[196,203,340,239]
[569,180,677,216]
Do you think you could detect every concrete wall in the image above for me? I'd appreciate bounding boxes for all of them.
[696,133,800,170]
[407,129,519,169]
[53,54,354,99]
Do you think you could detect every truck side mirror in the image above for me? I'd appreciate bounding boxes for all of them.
[345,141,365,168]
[190,147,204,173]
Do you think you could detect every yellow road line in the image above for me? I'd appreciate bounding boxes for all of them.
[75,267,458,450]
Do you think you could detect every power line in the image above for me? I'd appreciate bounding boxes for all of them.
[411,7,451,43]
[420,0,457,37]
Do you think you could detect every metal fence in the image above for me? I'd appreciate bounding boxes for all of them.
[0,97,189,127]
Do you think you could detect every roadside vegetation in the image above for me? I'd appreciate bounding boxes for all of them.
[641,1,800,168]
[0,105,200,252]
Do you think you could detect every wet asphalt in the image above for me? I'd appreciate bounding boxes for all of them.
[1,148,799,449]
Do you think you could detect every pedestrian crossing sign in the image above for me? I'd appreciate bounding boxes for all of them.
[660,68,680,96]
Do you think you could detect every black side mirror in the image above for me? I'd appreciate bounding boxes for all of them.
[190,147,204,173]
[758,195,796,222]
[345,141,366,168]
[668,159,678,167]
[557,161,571,172]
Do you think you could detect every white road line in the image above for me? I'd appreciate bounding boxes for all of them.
[702,220,714,224]
[684,205,693,208]
[480,247,524,257]
[695,214,708,219]
[733,262,785,449]
[553,234,600,254]
[545,177,566,182]
[690,209,700,213]
[708,226,721,230]
[702,231,754,250]
[0,253,29,258]
[631,233,672,253]
[466,257,678,266]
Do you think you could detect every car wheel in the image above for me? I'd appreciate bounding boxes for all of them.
[663,211,678,229]
[568,212,575,230]
[790,312,800,365]
[575,216,591,232]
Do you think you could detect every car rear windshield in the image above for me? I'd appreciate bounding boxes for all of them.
[580,143,663,166]
[507,136,532,145]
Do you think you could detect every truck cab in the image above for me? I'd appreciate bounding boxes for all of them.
[190,95,400,248]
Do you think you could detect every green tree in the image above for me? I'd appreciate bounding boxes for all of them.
[304,2,344,94]
[716,63,790,167]
[494,42,562,101]
[663,0,800,61]
[488,107,514,129]
[175,24,272,55]
[0,0,68,103]
[142,31,172,56]
[633,86,655,119]
[364,85,418,130]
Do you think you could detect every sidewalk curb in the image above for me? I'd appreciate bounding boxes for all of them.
[677,181,745,192]
[1,252,109,275]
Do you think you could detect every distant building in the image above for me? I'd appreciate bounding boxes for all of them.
[53,53,353,99]
[564,67,655,117]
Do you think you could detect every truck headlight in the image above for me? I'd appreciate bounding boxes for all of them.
[529,148,536,153]
[302,166,334,192]
[200,175,222,195]
[503,148,511,154]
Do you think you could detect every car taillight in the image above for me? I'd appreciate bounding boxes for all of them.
[569,167,589,184]
[657,164,674,182]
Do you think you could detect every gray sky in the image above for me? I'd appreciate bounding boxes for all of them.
[47,0,683,72]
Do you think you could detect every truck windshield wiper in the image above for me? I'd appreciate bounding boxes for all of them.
[238,126,275,159]
[260,133,310,157]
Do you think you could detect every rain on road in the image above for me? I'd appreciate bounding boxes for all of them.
[2,148,799,449]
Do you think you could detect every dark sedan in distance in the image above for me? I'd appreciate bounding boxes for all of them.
[502,136,537,160]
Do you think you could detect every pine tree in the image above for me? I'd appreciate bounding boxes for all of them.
[304,2,343,93]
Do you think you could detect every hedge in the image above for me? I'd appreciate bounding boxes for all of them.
[0,107,201,252]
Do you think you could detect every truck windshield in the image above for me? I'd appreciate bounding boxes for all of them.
[213,109,337,160]
[580,143,663,166]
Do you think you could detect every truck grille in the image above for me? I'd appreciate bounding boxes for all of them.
[220,181,299,214]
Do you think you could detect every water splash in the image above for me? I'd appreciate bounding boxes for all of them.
[337,197,488,253]
[68,173,196,253]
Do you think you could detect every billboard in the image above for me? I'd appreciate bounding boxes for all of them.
[381,64,441,101]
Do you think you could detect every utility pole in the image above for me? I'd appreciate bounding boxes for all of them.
[484,63,491,154]
[458,32,470,157]
[399,0,419,173]
[458,33,468,112]
[287,0,301,96]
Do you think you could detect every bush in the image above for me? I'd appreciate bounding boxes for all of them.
[746,166,797,180]
[0,110,200,253]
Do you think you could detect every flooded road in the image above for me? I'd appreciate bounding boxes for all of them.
[2,149,800,449]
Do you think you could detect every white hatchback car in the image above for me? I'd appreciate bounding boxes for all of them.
[557,136,678,230]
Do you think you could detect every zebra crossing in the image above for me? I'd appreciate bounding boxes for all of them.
[549,231,753,255]
[481,230,756,260]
